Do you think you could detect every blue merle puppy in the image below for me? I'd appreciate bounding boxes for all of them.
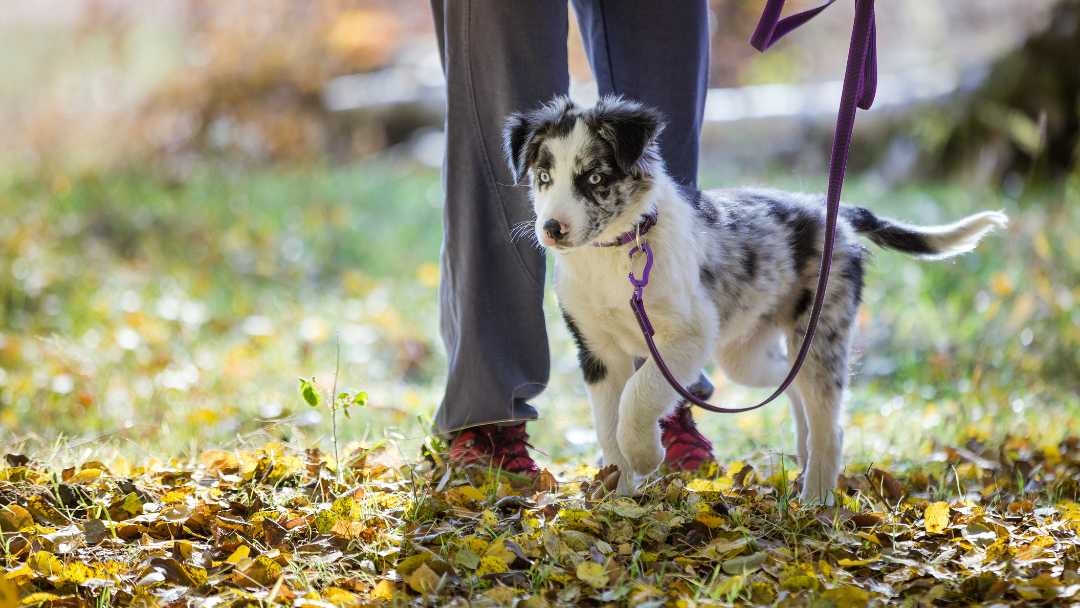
[504,95,1007,502]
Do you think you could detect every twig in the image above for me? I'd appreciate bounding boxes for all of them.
[331,335,342,484]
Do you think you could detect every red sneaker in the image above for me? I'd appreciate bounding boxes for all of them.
[448,423,540,475]
[661,406,715,472]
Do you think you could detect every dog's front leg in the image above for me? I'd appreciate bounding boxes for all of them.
[617,328,709,481]
[583,353,637,495]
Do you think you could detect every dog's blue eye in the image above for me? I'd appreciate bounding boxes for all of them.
[588,173,602,185]
[537,170,551,183]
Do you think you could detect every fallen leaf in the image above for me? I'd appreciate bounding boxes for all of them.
[0,505,33,532]
[371,580,396,600]
[576,561,608,589]
[925,501,951,535]
[405,563,440,594]
[0,577,17,608]
[813,585,870,607]
[722,551,766,575]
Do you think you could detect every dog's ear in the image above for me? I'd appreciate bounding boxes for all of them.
[503,112,537,184]
[590,97,665,175]
[504,97,578,183]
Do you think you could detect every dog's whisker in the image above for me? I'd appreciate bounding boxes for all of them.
[509,219,537,244]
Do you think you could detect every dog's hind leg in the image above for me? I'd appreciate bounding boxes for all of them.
[785,291,858,505]
[787,389,809,478]
[718,328,808,476]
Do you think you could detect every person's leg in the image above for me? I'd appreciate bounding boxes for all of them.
[430,1,569,436]
[571,0,710,187]
[573,0,714,470]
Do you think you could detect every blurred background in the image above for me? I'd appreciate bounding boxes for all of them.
[0,0,1077,469]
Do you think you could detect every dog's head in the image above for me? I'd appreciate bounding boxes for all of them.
[503,96,665,250]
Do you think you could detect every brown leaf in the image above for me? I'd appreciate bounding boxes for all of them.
[867,468,904,502]
[0,505,33,532]
[4,454,29,467]
[535,469,558,493]
[149,557,207,588]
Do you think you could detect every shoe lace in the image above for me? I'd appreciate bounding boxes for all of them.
[661,407,713,451]
[488,424,534,460]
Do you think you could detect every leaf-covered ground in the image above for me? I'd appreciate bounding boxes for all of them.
[2,436,1080,607]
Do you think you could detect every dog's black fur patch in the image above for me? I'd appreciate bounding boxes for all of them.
[741,245,758,280]
[582,98,664,176]
[561,309,607,384]
[787,209,821,275]
[793,288,814,321]
[763,196,793,223]
[841,250,866,307]
[690,190,720,225]
[700,265,718,287]
[503,97,577,183]
[843,206,936,255]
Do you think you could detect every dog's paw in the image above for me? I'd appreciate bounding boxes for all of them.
[615,469,638,496]
[799,463,839,506]
[799,486,837,507]
[617,425,663,478]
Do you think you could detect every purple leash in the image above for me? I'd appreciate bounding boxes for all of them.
[629,0,878,414]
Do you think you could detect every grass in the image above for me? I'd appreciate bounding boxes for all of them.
[0,161,1077,472]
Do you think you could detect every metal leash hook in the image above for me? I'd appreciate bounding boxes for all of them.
[627,241,655,336]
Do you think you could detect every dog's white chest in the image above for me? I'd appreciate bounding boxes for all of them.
[554,250,695,358]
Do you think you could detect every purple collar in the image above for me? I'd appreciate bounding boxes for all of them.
[592,211,658,248]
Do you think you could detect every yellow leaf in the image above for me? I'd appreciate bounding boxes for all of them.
[0,577,17,608]
[371,580,395,600]
[233,556,280,587]
[814,585,870,608]
[484,539,516,566]
[1057,500,1080,533]
[405,563,440,594]
[836,556,879,567]
[576,561,608,589]
[924,501,950,535]
[18,593,60,606]
[687,478,731,494]
[694,503,726,529]
[56,562,94,585]
[779,563,819,591]
[445,485,485,507]
[226,545,251,564]
[27,552,63,577]
[484,586,521,605]
[320,587,357,605]
[459,535,489,554]
[69,468,102,484]
[476,556,509,577]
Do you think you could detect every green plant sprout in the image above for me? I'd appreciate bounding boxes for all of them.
[298,375,367,484]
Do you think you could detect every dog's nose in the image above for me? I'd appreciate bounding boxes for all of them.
[543,219,568,241]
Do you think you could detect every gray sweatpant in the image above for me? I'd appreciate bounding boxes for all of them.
[430,0,710,434]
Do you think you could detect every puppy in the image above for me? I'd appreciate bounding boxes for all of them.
[503,96,1006,502]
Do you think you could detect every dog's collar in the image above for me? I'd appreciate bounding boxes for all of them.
[591,210,659,248]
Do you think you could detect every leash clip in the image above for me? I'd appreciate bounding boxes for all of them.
[627,240,654,297]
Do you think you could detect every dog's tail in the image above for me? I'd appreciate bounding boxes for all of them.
[842,206,1008,260]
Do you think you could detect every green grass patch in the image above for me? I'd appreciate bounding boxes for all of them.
[0,162,1076,469]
